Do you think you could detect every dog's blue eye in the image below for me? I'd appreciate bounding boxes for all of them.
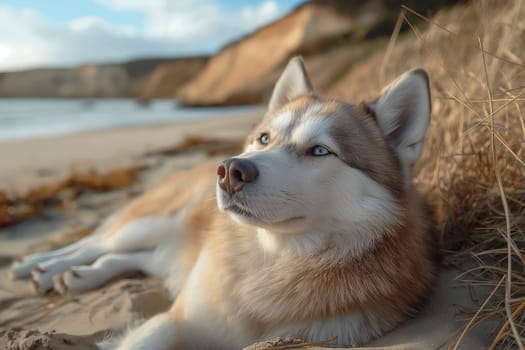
[259,133,270,145]
[311,145,330,156]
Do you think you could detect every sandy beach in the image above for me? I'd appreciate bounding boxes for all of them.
[0,110,263,193]
[0,112,494,349]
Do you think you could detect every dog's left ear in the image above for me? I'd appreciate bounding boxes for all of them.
[370,68,431,168]
[268,56,314,113]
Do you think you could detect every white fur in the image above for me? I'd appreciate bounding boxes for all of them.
[304,101,324,116]
[10,213,120,278]
[270,111,293,133]
[10,235,98,279]
[269,102,324,136]
[108,214,186,251]
[104,313,179,350]
[31,242,110,293]
[290,116,331,146]
[221,142,400,259]
[181,250,252,348]
[107,250,253,350]
[13,213,186,294]
[255,168,400,260]
[55,251,156,294]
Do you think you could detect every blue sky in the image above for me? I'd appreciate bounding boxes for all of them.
[0,0,305,71]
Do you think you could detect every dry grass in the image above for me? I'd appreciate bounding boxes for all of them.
[387,2,524,349]
[332,0,524,348]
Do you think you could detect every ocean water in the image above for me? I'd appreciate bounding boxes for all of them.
[0,99,259,142]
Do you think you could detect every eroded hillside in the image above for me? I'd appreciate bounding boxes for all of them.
[0,57,207,99]
[177,1,384,106]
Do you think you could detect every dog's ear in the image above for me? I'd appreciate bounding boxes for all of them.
[268,56,314,113]
[370,68,431,169]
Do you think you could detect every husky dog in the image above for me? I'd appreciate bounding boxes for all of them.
[11,57,437,349]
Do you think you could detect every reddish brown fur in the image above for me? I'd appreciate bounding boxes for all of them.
[104,163,217,237]
[200,187,437,336]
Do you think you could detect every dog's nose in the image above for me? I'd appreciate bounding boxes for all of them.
[217,158,258,194]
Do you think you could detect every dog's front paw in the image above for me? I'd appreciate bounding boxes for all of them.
[54,268,82,294]
[30,265,55,294]
[10,258,35,279]
[54,267,102,294]
[53,273,68,295]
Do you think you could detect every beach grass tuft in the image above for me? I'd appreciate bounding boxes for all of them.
[383,2,525,348]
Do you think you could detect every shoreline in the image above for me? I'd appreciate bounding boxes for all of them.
[0,98,262,143]
[0,110,261,193]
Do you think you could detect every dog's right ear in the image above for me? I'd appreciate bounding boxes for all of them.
[268,56,314,113]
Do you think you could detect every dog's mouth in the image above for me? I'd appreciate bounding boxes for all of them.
[224,203,256,219]
[224,202,305,226]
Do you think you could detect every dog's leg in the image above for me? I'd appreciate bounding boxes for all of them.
[10,235,98,279]
[53,250,156,294]
[30,241,112,294]
[100,312,179,350]
[30,214,185,293]
[107,214,187,252]
[102,250,250,350]
[105,296,246,350]
[10,214,119,279]
[99,252,198,350]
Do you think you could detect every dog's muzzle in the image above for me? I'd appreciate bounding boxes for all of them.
[217,158,258,194]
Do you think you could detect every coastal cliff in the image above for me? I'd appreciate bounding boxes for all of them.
[0,57,207,99]
[177,1,385,106]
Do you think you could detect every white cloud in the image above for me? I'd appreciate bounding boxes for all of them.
[0,6,58,71]
[242,1,279,21]
[0,44,12,61]
[97,0,283,41]
[69,16,138,37]
[0,1,288,72]
[0,5,173,71]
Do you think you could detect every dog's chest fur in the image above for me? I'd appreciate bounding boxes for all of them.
[189,188,437,346]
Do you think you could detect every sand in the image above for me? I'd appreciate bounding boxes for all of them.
[0,110,262,193]
[0,112,494,349]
